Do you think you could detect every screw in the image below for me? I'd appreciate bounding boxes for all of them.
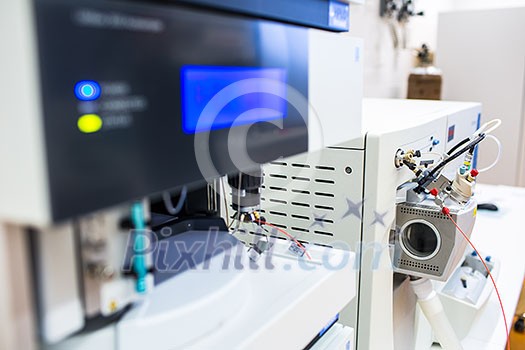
[345,167,353,174]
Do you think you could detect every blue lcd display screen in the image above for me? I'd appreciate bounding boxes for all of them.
[181,66,287,134]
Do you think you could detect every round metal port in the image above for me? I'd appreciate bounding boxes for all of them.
[399,219,441,260]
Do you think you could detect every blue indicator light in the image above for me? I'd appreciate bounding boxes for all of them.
[75,80,101,101]
[181,66,287,134]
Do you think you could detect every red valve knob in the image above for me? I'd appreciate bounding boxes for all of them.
[470,169,479,177]
[430,188,439,196]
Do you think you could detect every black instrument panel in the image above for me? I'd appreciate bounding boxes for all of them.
[34,0,309,221]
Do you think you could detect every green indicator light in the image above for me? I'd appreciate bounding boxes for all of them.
[77,114,103,133]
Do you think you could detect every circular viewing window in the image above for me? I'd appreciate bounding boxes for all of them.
[400,220,441,260]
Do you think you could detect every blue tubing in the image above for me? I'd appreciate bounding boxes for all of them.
[131,202,147,293]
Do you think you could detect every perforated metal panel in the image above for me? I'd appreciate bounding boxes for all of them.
[396,258,440,273]
[392,202,459,278]
[399,206,448,220]
[231,147,365,250]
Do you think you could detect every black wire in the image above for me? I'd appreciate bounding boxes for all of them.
[416,133,486,189]
[446,137,470,156]
[428,133,485,177]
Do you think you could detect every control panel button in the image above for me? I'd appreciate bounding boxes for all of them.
[75,80,101,101]
[77,114,103,133]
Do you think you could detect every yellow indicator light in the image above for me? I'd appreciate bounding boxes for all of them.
[77,114,103,133]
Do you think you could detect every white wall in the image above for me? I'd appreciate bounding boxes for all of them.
[348,0,525,98]
[437,7,525,186]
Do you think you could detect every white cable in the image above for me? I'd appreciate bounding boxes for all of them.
[162,186,187,216]
[473,118,501,137]
[220,177,230,227]
[477,134,502,173]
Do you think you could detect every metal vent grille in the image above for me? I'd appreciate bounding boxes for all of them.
[259,160,340,245]
[398,258,440,272]
[227,147,364,249]
[400,206,447,220]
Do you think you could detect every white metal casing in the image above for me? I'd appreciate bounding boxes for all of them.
[117,239,356,350]
[0,0,51,225]
[360,99,480,350]
[308,32,363,151]
[255,98,482,350]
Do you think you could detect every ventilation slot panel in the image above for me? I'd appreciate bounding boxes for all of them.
[314,230,334,237]
[268,186,287,192]
[315,192,335,198]
[314,242,333,248]
[270,161,287,166]
[315,179,335,185]
[400,207,447,220]
[315,165,336,171]
[315,205,334,211]
[291,189,310,195]
[314,218,334,224]
[398,259,440,272]
[291,176,310,182]
[291,202,310,208]
[291,226,309,233]
[291,214,310,221]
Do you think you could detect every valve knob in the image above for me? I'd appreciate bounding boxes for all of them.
[430,188,439,196]
[470,169,479,177]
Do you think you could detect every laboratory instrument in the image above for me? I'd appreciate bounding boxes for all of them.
[0,0,363,349]
[247,98,502,349]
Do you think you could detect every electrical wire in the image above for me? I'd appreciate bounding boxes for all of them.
[421,118,501,188]
[253,219,312,260]
[162,186,187,216]
[220,177,230,227]
[474,119,502,137]
[228,215,236,229]
[477,134,502,173]
[251,221,271,244]
[445,118,500,162]
[447,137,470,156]
[231,214,241,234]
[443,209,510,350]
[416,134,486,192]
[237,172,242,224]
[431,134,486,176]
